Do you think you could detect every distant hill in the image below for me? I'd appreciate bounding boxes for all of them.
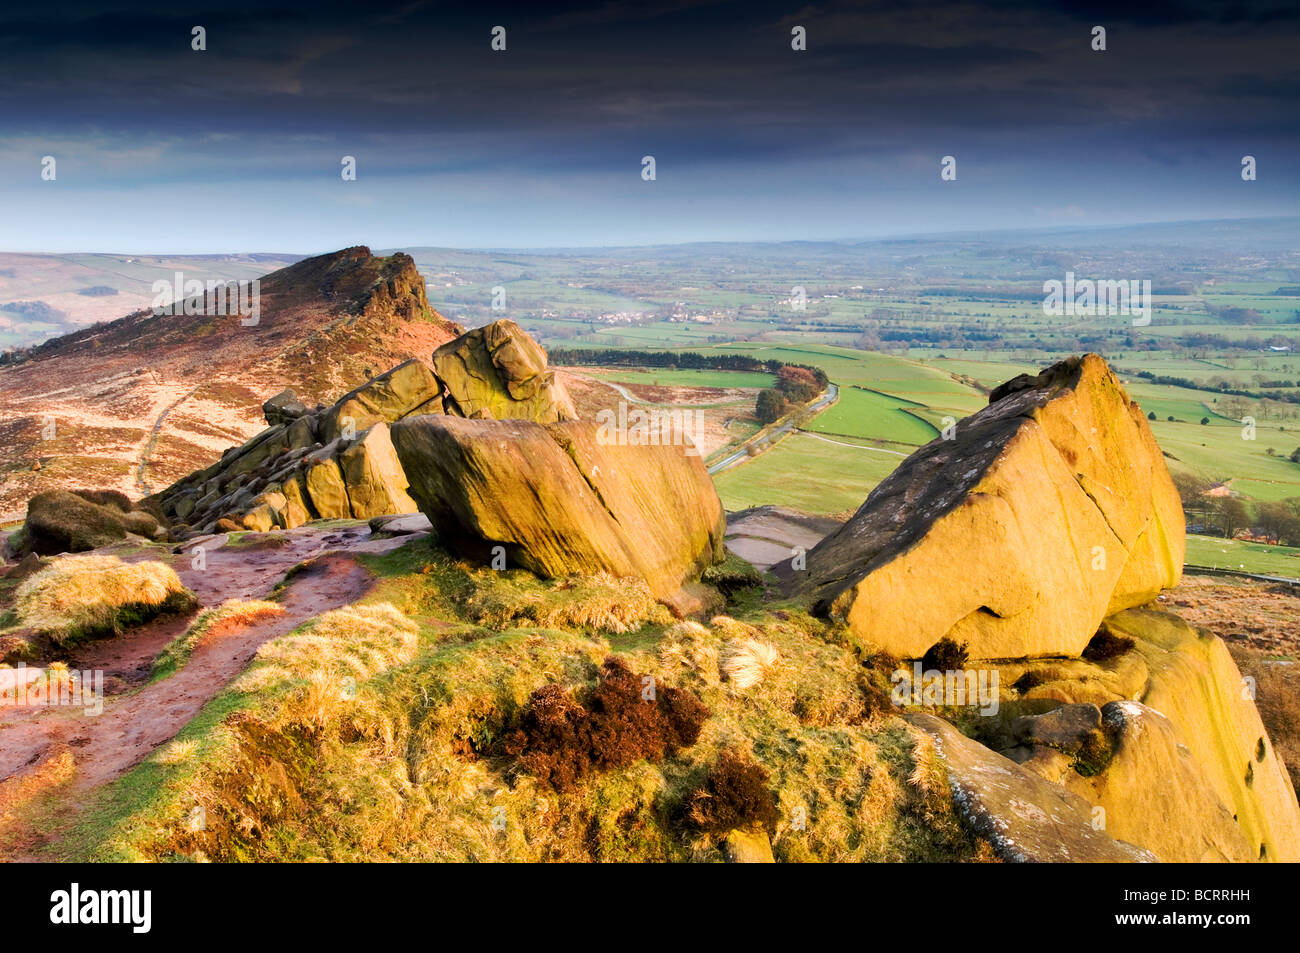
[0,247,461,517]
[0,252,305,350]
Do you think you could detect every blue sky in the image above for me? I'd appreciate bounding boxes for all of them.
[1,1,1296,253]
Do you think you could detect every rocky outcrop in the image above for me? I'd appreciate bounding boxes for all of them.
[781,354,1184,660]
[0,246,464,517]
[14,489,164,556]
[905,712,1157,862]
[431,319,576,423]
[149,320,573,535]
[336,423,419,518]
[319,359,444,444]
[983,608,1300,862]
[390,415,725,604]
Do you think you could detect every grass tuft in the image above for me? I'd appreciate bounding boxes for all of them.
[15,554,197,645]
[720,637,781,690]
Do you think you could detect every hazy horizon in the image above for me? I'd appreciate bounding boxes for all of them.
[2,1,1297,252]
[2,212,1296,259]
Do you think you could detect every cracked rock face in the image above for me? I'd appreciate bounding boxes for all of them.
[390,415,725,602]
[431,318,576,423]
[779,354,1184,659]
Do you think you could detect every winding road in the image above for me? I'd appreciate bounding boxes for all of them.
[707,383,839,475]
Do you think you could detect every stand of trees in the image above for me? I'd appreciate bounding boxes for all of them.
[549,347,828,388]
[1174,472,1300,546]
[549,347,831,426]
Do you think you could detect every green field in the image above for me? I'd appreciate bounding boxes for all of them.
[1184,535,1300,579]
[805,385,938,445]
[713,432,901,515]
[604,346,1300,518]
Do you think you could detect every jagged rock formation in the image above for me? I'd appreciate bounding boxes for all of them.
[0,246,462,516]
[430,320,577,422]
[150,319,575,535]
[780,354,1184,660]
[390,415,725,604]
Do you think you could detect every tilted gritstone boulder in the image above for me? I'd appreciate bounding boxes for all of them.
[390,415,724,601]
[784,354,1184,659]
[431,319,576,423]
[904,713,1156,862]
[998,608,1300,862]
[151,320,577,535]
[1103,608,1300,862]
[319,359,443,444]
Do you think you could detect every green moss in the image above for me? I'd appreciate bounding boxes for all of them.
[1072,728,1116,778]
[701,550,764,600]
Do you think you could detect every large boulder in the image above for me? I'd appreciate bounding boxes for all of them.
[982,607,1300,862]
[781,354,1184,659]
[390,415,725,602]
[302,448,352,520]
[337,423,419,519]
[431,319,576,423]
[319,359,443,444]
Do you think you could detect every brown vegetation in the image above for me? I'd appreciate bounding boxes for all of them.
[499,657,710,793]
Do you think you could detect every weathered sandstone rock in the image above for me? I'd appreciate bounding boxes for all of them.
[390,415,724,602]
[150,320,574,535]
[1104,608,1300,861]
[319,359,443,444]
[431,319,576,423]
[303,450,351,520]
[782,354,1184,659]
[262,388,311,427]
[986,608,1300,862]
[337,423,419,519]
[905,712,1157,862]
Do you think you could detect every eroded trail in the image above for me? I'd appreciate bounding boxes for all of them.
[0,523,422,858]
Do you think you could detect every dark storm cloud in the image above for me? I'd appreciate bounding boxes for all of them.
[0,0,1295,249]
[1,0,1292,135]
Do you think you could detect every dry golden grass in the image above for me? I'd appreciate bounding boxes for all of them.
[154,740,200,765]
[14,554,196,645]
[236,602,419,692]
[465,571,670,634]
[75,544,988,864]
[720,637,781,690]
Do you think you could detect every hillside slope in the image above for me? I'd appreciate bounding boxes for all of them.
[0,247,461,516]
